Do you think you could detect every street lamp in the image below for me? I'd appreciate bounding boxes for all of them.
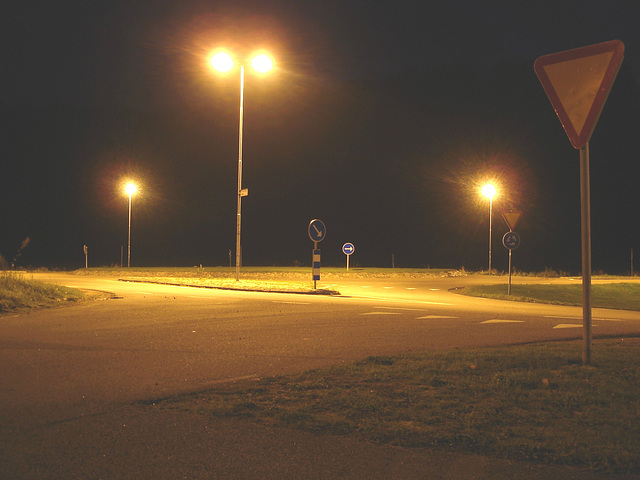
[125,182,137,268]
[481,184,497,273]
[210,50,273,281]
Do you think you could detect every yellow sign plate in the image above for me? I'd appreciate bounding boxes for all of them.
[534,40,624,149]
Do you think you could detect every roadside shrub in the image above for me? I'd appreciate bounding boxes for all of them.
[539,267,570,278]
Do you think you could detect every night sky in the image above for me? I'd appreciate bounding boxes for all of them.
[2,0,640,273]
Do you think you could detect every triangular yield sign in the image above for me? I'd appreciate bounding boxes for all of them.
[502,211,522,231]
[534,40,624,149]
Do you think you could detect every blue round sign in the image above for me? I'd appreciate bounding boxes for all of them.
[308,219,326,242]
[502,231,520,250]
[342,243,355,255]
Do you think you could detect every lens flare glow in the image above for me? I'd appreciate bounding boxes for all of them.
[125,183,137,196]
[210,51,234,72]
[250,54,273,73]
[481,184,497,199]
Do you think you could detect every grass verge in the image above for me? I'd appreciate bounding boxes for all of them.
[75,266,464,295]
[460,283,640,311]
[0,272,84,313]
[121,277,339,295]
[156,340,640,474]
[74,266,459,277]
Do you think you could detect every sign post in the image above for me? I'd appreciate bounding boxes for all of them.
[501,211,522,232]
[502,231,520,295]
[342,243,355,271]
[501,211,522,295]
[535,40,624,365]
[308,219,326,289]
[312,248,321,288]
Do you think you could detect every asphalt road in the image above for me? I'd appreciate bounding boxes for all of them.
[2,272,639,479]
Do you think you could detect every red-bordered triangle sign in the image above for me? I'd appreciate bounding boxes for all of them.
[502,211,522,232]
[534,40,624,149]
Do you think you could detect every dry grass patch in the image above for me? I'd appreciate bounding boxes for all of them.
[157,340,640,474]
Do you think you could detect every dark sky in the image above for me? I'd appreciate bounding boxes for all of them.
[2,0,640,273]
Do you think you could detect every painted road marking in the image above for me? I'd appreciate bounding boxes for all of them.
[360,311,402,316]
[372,307,459,320]
[272,301,311,305]
[482,319,525,324]
[375,306,425,312]
[338,296,453,306]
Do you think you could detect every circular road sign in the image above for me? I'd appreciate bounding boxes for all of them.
[502,231,521,250]
[342,243,355,255]
[308,219,326,242]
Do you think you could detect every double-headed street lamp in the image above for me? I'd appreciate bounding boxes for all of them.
[481,183,497,273]
[125,182,137,268]
[210,50,273,281]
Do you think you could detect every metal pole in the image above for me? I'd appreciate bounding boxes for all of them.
[127,193,132,268]
[488,197,493,273]
[313,241,318,289]
[580,143,592,365]
[235,65,245,282]
[508,249,512,295]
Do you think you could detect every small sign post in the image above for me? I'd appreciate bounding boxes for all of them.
[308,219,326,289]
[342,243,355,271]
[502,231,520,295]
[502,211,522,232]
[502,211,522,295]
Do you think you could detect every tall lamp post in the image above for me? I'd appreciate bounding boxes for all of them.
[210,51,273,281]
[125,182,137,268]
[481,184,497,273]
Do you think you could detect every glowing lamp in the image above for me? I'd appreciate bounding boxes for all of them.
[250,54,273,73]
[210,52,234,72]
[481,184,496,199]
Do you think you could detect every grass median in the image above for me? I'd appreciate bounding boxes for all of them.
[0,272,84,313]
[460,283,640,311]
[157,340,639,474]
[75,266,461,295]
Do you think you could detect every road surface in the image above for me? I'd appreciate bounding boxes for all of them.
[1,272,638,479]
